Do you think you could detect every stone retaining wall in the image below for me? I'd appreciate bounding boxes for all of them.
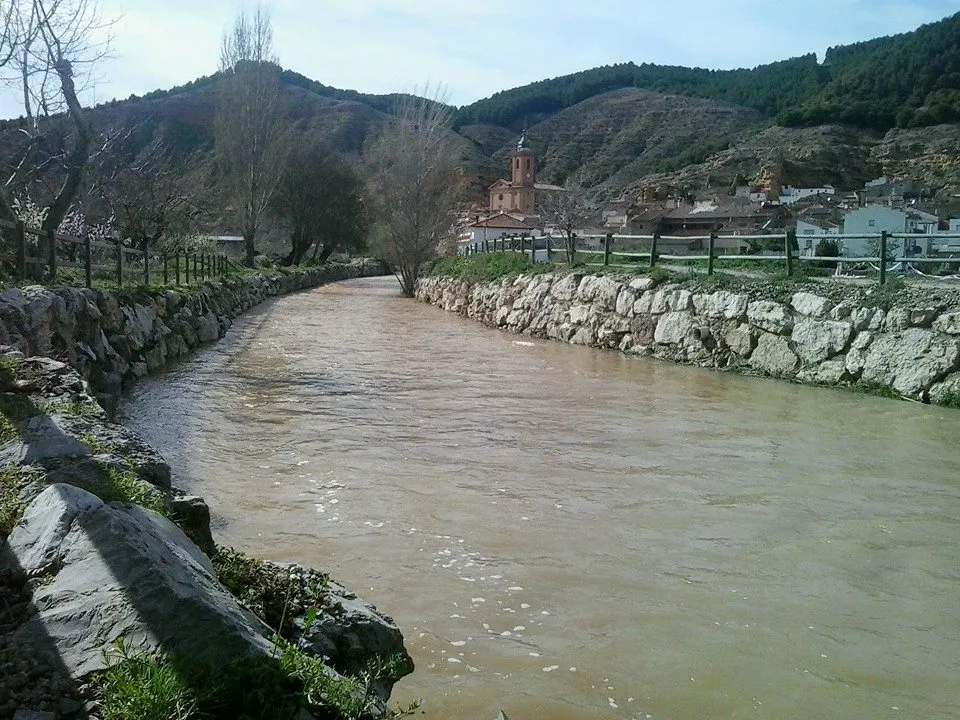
[417,272,960,405]
[0,261,387,412]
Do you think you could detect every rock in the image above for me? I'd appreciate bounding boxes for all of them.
[550,274,582,302]
[12,710,55,720]
[909,308,938,328]
[861,328,960,397]
[654,312,693,345]
[628,277,656,292]
[0,415,90,468]
[933,312,960,335]
[568,304,592,325]
[577,276,620,310]
[791,292,832,318]
[169,495,214,555]
[812,359,848,384]
[4,484,276,679]
[747,300,793,334]
[791,319,852,364]
[297,575,412,699]
[692,291,748,320]
[196,312,220,344]
[724,324,756,357]
[929,372,960,405]
[845,332,874,377]
[885,307,911,332]
[615,289,637,317]
[851,306,884,331]
[749,333,799,377]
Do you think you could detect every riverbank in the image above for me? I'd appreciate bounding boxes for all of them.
[0,263,416,719]
[416,256,960,406]
[0,260,388,415]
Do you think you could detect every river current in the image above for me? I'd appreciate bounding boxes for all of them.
[120,276,960,720]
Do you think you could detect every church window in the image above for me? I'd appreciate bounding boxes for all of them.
[516,158,520,169]
[499,194,504,201]
[526,158,531,170]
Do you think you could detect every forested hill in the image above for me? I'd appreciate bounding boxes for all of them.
[455,11,960,132]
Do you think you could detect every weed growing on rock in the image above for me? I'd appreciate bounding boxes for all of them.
[212,547,328,636]
[0,467,34,538]
[95,467,170,518]
[96,639,196,720]
[94,637,417,720]
[934,388,960,408]
[80,432,115,455]
[42,400,102,418]
[854,380,904,400]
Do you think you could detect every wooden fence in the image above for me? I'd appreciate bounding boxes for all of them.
[0,219,232,288]
[464,230,960,285]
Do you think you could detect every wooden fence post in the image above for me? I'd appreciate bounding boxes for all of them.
[47,229,56,281]
[604,233,612,267]
[707,232,716,276]
[15,220,26,278]
[185,253,191,284]
[116,240,123,288]
[530,234,536,263]
[879,230,888,286]
[84,232,92,288]
[785,230,795,277]
[143,245,150,286]
[163,255,169,285]
[546,235,552,263]
[650,232,659,268]
[175,252,181,285]
[192,253,198,281]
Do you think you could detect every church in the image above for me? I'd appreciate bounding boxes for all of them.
[488,133,564,215]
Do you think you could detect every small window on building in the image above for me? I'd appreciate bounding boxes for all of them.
[515,158,520,169]
[526,158,531,170]
[868,219,876,227]
[803,229,814,234]
[499,194,504,201]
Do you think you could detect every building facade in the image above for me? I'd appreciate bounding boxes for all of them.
[489,134,537,214]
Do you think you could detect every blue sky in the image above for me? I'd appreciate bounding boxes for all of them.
[1,0,957,117]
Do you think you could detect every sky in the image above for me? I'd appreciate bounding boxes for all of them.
[1,0,958,118]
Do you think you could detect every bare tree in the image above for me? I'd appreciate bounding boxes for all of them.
[368,89,461,297]
[214,4,287,267]
[538,185,591,264]
[0,0,113,233]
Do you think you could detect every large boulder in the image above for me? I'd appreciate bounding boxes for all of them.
[747,300,793,335]
[748,332,799,377]
[791,319,852,364]
[861,329,960,397]
[3,484,276,679]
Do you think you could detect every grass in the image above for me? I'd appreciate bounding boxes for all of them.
[41,399,103,418]
[933,387,960,408]
[92,467,170,518]
[0,466,36,538]
[212,547,328,636]
[854,380,905,400]
[93,637,418,720]
[80,432,115,455]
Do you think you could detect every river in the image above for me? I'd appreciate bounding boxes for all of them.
[120,276,960,720]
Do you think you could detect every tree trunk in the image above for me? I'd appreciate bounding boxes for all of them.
[244,230,256,267]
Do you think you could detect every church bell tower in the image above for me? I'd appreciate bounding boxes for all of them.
[511,131,536,188]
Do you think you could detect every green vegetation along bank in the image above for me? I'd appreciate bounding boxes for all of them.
[419,255,960,407]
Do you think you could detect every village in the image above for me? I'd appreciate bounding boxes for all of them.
[459,134,960,263]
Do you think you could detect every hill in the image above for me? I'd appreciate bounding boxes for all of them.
[1,11,958,222]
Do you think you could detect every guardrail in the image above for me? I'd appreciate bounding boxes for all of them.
[462,229,960,285]
[0,219,232,288]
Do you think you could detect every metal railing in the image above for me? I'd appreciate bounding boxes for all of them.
[0,219,233,288]
[462,230,960,285]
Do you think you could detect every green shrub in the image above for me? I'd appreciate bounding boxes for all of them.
[94,467,170,518]
[428,253,536,282]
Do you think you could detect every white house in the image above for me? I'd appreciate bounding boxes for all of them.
[906,208,940,234]
[796,218,840,256]
[459,213,537,252]
[780,186,836,205]
[950,219,960,233]
[842,206,907,256]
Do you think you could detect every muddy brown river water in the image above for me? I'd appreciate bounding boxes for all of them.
[120,276,960,720]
